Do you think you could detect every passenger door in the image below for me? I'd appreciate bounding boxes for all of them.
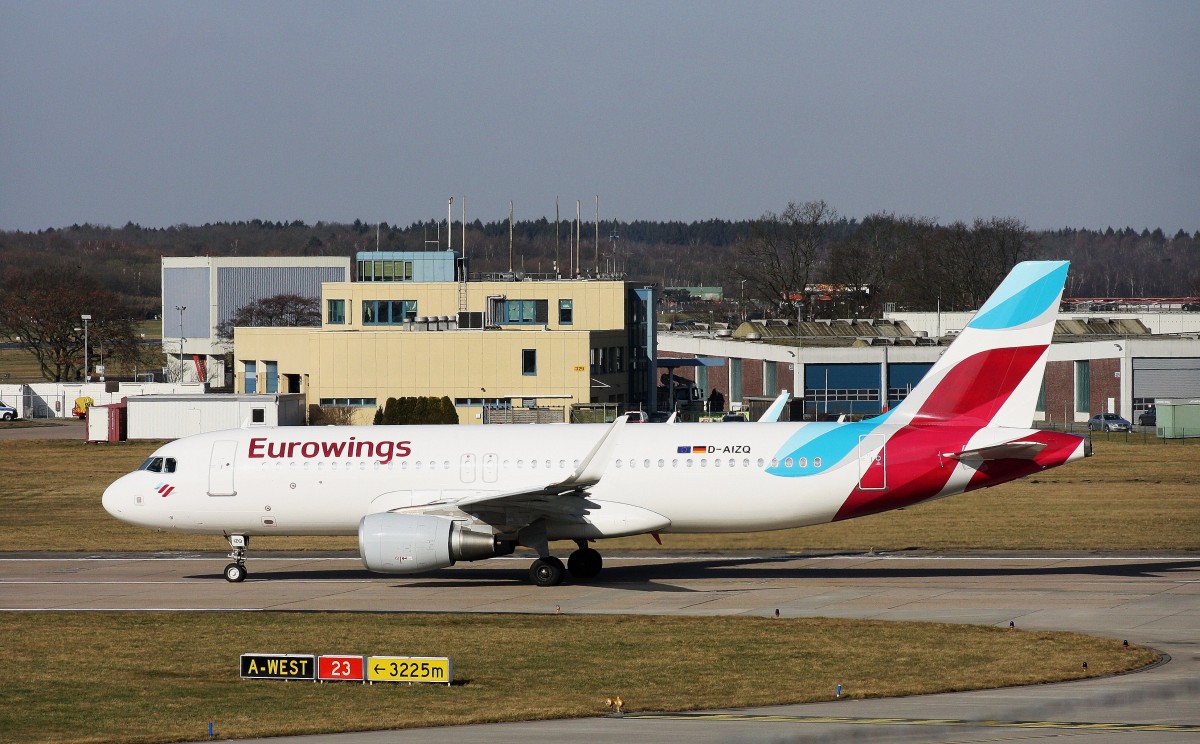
[208,440,238,496]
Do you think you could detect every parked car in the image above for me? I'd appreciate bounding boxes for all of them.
[1087,413,1132,432]
[1138,407,1156,427]
[0,400,16,421]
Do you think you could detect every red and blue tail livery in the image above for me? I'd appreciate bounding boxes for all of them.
[103,261,1088,585]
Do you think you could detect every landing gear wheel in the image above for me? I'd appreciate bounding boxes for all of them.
[224,563,247,582]
[530,556,566,587]
[567,547,603,579]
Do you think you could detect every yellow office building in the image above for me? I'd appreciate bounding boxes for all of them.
[235,260,653,424]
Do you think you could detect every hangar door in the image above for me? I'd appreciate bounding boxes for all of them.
[1133,358,1200,408]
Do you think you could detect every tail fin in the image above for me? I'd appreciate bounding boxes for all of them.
[889,261,1069,428]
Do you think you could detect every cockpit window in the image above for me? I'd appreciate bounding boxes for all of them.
[139,457,173,473]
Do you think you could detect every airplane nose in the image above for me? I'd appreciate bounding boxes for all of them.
[102,478,124,518]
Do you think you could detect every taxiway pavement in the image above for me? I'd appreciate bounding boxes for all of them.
[3,552,1198,742]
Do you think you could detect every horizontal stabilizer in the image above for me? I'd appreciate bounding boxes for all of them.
[945,441,1047,461]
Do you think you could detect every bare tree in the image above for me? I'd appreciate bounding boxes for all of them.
[0,268,139,381]
[216,293,321,347]
[731,200,839,320]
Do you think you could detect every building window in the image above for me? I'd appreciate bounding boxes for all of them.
[243,361,257,394]
[559,299,573,325]
[264,361,278,394]
[522,348,537,376]
[1036,377,1046,412]
[327,299,345,325]
[319,397,378,407]
[359,260,413,282]
[453,398,510,408]
[251,408,265,423]
[763,361,777,396]
[502,299,548,325]
[362,299,417,325]
[1075,360,1090,413]
[730,358,743,403]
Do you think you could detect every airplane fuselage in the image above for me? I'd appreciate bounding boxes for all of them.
[104,419,1086,540]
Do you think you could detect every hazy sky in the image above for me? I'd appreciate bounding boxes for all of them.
[2,1,1197,233]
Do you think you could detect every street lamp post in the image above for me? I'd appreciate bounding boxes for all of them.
[81,314,91,382]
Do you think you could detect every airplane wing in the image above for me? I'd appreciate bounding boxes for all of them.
[757,390,790,422]
[945,440,1047,461]
[452,415,628,508]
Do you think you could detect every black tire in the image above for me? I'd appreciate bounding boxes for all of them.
[224,563,247,583]
[530,556,565,587]
[567,548,603,579]
[1,412,13,421]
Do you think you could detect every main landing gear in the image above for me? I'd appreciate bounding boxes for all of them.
[528,540,604,587]
[224,534,248,583]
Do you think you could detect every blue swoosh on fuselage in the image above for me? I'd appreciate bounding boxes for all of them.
[767,410,894,478]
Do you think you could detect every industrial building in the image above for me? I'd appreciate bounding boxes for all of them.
[161,256,351,386]
[659,314,1200,426]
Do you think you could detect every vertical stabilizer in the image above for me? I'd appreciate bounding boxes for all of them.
[888,261,1069,428]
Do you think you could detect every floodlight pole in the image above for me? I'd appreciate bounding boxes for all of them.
[81,314,91,382]
[175,305,186,383]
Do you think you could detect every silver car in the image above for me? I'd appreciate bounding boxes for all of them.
[1087,413,1131,432]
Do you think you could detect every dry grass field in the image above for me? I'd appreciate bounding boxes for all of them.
[0,612,1155,744]
[0,436,1195,553]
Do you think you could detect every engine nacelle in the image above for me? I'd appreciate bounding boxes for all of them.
[358,513,513,574]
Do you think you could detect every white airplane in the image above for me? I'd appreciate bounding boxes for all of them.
[103,261,1089,585]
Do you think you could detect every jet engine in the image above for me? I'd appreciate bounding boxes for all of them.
[358,513,514,574]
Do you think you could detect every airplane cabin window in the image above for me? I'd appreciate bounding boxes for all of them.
[785,457,794,468]
[757,458,765,468]
[743,458,750,468]
[163,458,176,473]
[714,459,721,468]
[140,457,164,472]
[658,459,665,468]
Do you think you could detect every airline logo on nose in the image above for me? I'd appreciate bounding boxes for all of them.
[155,482,175,498]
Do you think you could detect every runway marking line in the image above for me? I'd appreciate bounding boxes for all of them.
[624,712,1199,732]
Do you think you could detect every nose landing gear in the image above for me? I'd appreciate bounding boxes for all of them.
[224,534,248,582]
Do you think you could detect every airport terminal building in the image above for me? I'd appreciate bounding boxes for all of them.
[234,251,656,424]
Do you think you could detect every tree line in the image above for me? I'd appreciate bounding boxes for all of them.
[1,209,1196,321]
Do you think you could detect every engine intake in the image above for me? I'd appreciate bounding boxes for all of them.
[359,513,513,574]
